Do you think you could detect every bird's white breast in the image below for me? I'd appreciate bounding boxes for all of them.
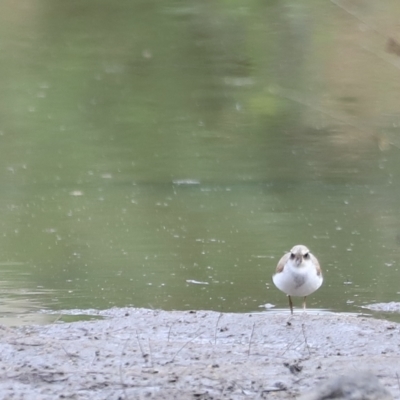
[273,259,323,297]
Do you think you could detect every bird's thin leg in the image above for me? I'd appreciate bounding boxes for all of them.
[288,295,293,315]
[303,296,307,312]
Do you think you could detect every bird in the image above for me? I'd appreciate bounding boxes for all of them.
[272,245,323,314]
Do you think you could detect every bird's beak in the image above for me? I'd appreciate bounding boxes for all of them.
[295,254,302,265]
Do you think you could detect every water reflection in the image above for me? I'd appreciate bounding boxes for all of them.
[0,0,400,324]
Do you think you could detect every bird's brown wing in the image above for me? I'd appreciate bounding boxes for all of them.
[275,252,290,274]
[311,253,322,276]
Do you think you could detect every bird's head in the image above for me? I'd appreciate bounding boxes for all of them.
[289,244,311,267]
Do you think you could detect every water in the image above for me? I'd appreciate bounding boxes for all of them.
[1,0,400,325]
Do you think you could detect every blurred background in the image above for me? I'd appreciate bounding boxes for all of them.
[0,0,400,325]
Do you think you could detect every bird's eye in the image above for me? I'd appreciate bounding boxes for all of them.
[290,253,295,260]
[304,253,310,259]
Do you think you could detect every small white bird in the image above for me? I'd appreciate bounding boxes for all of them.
[272,245,323,314]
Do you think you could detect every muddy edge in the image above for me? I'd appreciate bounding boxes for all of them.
[0,308,398,399]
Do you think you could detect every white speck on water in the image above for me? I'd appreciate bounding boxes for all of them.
[186,279,209,285]
[70,190,83,196]
[259,303,275,309]
[172,179,200,185]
